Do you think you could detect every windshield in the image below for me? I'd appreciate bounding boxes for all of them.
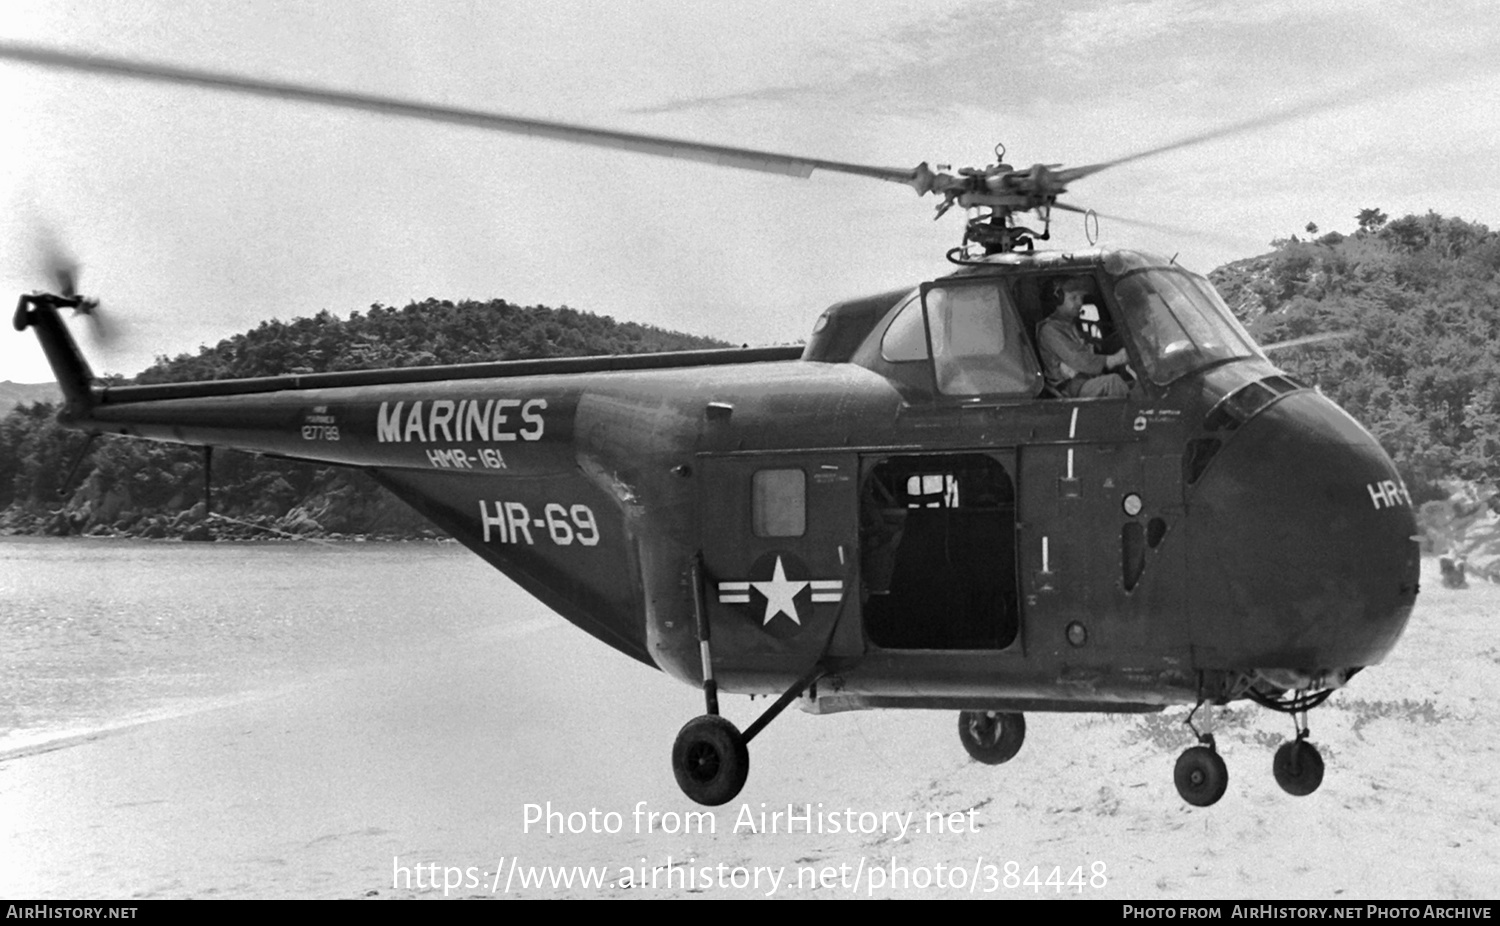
[1113,270,1262,384]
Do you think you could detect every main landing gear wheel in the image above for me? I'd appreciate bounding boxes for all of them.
[957,710,1026,765]
[672,715,749,806]
[1272,739,1325,796]
[1174,743,1229,807]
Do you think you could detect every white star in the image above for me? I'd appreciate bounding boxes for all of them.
[751,556,808,626]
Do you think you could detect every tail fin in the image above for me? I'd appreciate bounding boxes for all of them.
[12,293,96,418]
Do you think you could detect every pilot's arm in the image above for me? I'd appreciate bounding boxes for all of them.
[1040,319,1114,378]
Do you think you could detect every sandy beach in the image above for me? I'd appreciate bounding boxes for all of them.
[1,551,1496,900]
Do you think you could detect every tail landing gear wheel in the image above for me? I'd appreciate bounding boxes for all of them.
[672,715,749,806]
[958,711,1025,765]
[1174,745,1229,807]
[1273,739,1325,796]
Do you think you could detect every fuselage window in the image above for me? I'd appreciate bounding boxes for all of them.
[905,473,960,508]
[752,468,806,537]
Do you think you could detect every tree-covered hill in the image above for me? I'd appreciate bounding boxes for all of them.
[1209,211,1500,500]
[0,380,60,417]
[130,298,725,384]
[0,298,726,539]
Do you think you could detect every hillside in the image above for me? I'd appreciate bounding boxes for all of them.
[0,297,727,539]
[1209,212,1500,500]
[0,381,60,417]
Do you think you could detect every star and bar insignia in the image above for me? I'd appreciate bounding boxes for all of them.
[717,553,843,630]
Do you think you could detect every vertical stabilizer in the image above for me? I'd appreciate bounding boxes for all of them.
[12,294,96,417]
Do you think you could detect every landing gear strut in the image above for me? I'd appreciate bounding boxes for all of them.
[670,665,824,806]
[1249,686,1331,798]
[671,555,829,805]
[673,554,752,805]
[1271,700,1325,796]
[957,710,1026,764]
[1173,701,1228,807]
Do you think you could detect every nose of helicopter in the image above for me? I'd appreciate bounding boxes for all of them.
[1186,389,1420,675]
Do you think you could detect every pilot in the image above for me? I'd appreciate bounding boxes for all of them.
[1037,277,1130,398]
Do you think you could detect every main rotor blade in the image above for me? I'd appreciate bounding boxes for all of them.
[1260,331,1357,354]
[0,41,918,185]
[1054,49,1500,186]
[1052,201,1263,251]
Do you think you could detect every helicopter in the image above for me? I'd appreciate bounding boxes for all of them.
[3,41,1421,809]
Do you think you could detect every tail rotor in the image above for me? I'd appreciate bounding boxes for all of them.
[34,226,113,347]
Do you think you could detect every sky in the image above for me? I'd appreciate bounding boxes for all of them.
[2,0,1499,383]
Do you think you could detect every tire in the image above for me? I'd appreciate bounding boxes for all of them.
[671,715,749,806]
[958,710,1026,765]
[1174,745,1229,807]
[1272,740,1325,797]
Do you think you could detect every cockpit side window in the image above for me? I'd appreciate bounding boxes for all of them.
[921,282,1041,397]
[880,294,928,362]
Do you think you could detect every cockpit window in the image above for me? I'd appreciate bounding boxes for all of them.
[922,283,1041,396]
[1113,270,1262,384]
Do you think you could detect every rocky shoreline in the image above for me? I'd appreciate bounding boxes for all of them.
[0,501,442,543]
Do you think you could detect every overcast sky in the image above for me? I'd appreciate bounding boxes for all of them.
[3,0,1498,383]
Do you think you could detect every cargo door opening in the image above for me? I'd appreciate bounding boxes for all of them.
[861,453,1019,650]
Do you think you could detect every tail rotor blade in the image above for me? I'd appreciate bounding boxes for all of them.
[30,223,121,348]
[79,302,114,346]
[35,225,80,298]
